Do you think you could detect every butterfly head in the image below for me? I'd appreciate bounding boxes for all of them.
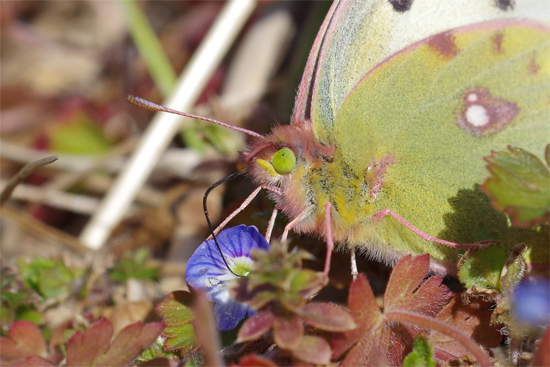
[243,122,334,202]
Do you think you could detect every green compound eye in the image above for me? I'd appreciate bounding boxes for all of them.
[272,147,296,175]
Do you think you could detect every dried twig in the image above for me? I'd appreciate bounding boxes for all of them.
[0,155,58,206]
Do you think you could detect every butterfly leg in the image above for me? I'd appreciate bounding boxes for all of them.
[265,208,278,242]
[323,202,334,277]
[350,250,358,280]
[280,204,332,276]
[206,186,262,240]
[281,206,310,243]
[373,209,496,247]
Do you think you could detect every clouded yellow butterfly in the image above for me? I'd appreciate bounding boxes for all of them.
[132,0,549,275]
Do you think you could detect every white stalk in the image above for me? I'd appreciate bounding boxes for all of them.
[80,0,257,249]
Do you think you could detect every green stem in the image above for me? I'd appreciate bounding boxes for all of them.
[118,0,177,97]
[384,310,493,367]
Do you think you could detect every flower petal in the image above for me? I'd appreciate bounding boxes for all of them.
[186,225,269,298]
[215,297,249,331]
[185,225,270,331]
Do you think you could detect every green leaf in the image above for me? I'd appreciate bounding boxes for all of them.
[457,243,508,290]
[110,249,159,282]
[458,244,529,329]
[17,257,55,293]
[162,324,195,352]
[17,257,80,299]
[482,145,550,227]
[39,266,73,299]
[49,113,111,155]
[155,291,197,353]
[136,339,178,363]
[403,334,436,367]
[14,306,43,325]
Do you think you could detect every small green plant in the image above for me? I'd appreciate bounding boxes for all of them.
[110,249,159,282]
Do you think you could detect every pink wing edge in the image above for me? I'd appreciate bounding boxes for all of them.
[291,0,350,125]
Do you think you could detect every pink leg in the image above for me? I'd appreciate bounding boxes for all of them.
[372,209,496,248]
[207,186,262,240]
[281,206,310,244]
[350,250,358,280]
[323,202,334,277]
[265,208,278,243]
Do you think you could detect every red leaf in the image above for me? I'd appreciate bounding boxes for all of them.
[348,272,379,313]
[332,255,454,367]
[11,355,56,367]
[384,254,450,316]
[65,318,164,367]
[273,316,304,350]
[237,311,275,343]
[233,354,278,367]
[432,296,502,361]
[531,326,550,367]
[0,321,47,365]
[66,318,113,367]
[331,274,382,361]
[291,335,331,365]
[96,321,165,367]
[301,302,356,332]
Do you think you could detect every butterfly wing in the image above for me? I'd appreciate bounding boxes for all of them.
[293,0,549,266]
[304,0,549,144]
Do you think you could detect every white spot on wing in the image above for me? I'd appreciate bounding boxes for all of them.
[466,104,489,127]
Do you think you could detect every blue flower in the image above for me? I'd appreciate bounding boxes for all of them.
[185,225,270,331]
[513,277,550,327]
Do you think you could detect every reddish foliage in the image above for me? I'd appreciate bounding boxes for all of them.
[300,302,357,332]
[0,321,47,366]
[531,326,550,367]
[332,255,455,366]
[65,318,164,367]
[237,311,274,342]
[432,296,502,360]
[292,335,332,365]
[11,356,55,367]
[272,316,303,349]
[231,354,278,367]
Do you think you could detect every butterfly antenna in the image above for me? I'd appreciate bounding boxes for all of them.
[128,95,263,139]
[204,169,248,276]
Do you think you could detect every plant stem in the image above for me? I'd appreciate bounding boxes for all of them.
[385,310,493,367]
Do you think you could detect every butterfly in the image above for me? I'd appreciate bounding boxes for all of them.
[132,0,549,275]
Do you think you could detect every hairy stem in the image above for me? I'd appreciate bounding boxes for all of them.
[384,310,493,367]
